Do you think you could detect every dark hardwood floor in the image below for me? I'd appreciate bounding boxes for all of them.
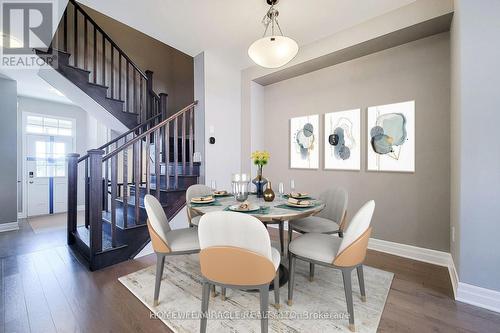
[1,220,500,333]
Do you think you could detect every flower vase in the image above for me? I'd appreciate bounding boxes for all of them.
[252,166,268,198]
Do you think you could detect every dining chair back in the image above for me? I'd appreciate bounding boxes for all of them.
[144,194,172,252]
[186,184,213,227]
[317,187,348,231]
[198,211,275,286]
[333,200,375,267]
[198,211,280,333]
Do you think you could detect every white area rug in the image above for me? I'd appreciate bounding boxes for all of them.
[119,254,393,332]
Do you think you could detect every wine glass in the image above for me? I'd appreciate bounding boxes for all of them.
[290,179,296,194]
[278,182,285,199]
[211,180,217,192]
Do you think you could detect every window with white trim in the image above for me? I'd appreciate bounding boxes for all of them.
[26,115,73,136]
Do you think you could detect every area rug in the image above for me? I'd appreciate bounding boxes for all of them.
[29,211,85,234]
[119,253,393,332]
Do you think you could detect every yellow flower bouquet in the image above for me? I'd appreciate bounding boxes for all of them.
[251,150,270,167]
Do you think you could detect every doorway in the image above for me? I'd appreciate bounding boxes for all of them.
[23,113,75,217]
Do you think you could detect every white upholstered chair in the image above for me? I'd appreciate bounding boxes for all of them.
[287,200,375,332]
[186,184,213,227]
[288,187,348,280]
[198,211,281,333]
[144,195,200,306]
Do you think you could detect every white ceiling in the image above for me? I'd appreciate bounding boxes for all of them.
[1,69,73,104]
[78,0,416,68]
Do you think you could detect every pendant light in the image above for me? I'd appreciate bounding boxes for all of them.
[248,0,299,69]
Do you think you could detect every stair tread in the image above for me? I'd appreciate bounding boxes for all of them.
[102,207,146,229]
[75,225,115,251]
[62,63,91,74]
[115,195,169,207]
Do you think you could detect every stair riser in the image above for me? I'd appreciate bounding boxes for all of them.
[115,201,148,222]
[130,186,185,204]
[150,175,198,189]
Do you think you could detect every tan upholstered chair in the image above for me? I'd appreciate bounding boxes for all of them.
[287,200,375,332]
[288,187,348,281]
[144,195,200,306]
[186,184,213,227]
[198,211,281,333]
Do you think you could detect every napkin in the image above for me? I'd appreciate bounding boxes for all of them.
[290,192,308,198]
[192,195,214,202]
[288,198,311,206]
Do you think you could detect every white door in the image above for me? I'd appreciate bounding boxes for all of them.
[26,134,73,216]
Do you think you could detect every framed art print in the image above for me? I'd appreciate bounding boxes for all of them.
[367,100,415,172]
[290,115,319,169]
[324,109,361,170]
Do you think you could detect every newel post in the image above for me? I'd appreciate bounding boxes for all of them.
[159,93,168,120]
[67,153,80,245]
[88,149,105,256]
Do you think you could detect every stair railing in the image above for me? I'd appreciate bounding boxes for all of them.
[52,0,162,123]
[67,101,197,258]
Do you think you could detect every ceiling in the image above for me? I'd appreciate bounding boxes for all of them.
[78,0,416,68]
[1,68,73,104]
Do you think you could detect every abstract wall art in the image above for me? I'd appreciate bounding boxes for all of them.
[367,100,415,172]
[290,115,319,169]
[324,109,361,170]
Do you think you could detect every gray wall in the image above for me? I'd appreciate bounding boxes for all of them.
[0,77,18,225]
[17,97,89,210]
[451,0,500,292]
[263,33,450,252]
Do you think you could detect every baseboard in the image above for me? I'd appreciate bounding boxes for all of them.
[368,238,453,267]
[457,282,500,313]
[18,212,27,219]
[0,221,19,232]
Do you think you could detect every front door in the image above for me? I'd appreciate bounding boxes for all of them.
[26,134,74,217]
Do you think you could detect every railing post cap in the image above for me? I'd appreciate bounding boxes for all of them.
[67,153,80,158]
[87,149,105,155]
[159,92,168,97]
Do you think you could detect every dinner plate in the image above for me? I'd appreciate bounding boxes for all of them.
[191,197,215,204]
[213,191,229,197]
[228,204,260,212]
[285,202,314,208]
[288,193,310,199]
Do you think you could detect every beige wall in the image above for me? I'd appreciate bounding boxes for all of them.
[263,33,450,251]
[81,5,194,116]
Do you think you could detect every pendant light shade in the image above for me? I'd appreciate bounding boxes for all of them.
[248,35,298,68]
[248,0,299,68]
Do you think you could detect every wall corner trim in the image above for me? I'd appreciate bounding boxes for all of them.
[456,283,500,314]
[0,221,19,233]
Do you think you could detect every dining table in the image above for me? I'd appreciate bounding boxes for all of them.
[188,193,326,289]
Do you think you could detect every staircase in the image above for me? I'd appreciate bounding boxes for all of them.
[46,0,200,270]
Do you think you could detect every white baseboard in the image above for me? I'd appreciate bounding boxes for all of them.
[18,212,27,219]
[457,282,500,313]
[367,238,453,267]
[0,221,19,232]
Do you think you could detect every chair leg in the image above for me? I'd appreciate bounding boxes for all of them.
[211,284,216,297]
[309,263,315,282]
[356,265,366,302]
[221,287,226,301]
[287,254,296,306]
[341,268,355,332]
[153,253,165,306]
[259,285,269,333]
[287,225,293,256]
[279,221,285,256]
[200,281,211,333]
[273,269,280,309]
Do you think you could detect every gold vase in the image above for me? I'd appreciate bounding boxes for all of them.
[263,181,275,202]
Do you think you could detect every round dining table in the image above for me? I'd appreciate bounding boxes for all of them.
[188,193,325,289]
[189,193,325,254]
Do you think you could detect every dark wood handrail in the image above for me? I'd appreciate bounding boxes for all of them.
[103,101,197,162]
[68,0,148,80]
[77,112,162,163]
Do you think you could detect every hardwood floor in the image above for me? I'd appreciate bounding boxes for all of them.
[1,221,500,333]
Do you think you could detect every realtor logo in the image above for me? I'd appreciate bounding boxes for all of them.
[1,0,57,68]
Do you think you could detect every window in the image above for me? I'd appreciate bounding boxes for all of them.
[34,141,68,177]
[26,115,73,136]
